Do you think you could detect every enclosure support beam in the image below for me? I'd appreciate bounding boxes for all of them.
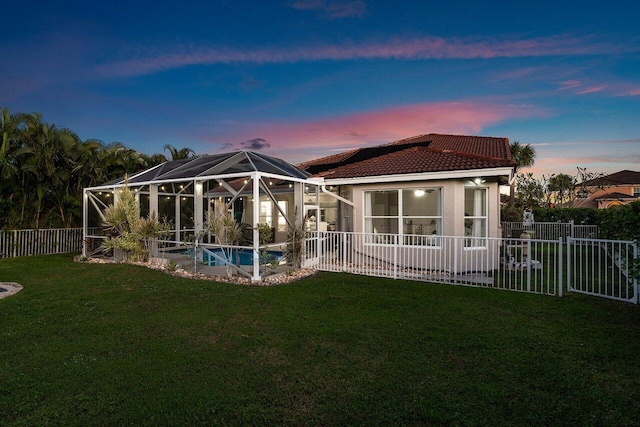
[252,172,261,282]
[149,185,159,217]
[194,180,203,236]
[82,189,88,257]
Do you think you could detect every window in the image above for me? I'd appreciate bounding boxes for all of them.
[634,187,640,197]
[277,201,287,231]
[464,187,487,247]
[259,199,272,227]
[364,188,442,244]
[365,190,399,235]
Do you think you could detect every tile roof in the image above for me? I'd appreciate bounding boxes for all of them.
[583,170,640,186]
[298,133,515,179]
[594,192,639,201]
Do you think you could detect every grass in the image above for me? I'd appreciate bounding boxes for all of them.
[1,254,640,426]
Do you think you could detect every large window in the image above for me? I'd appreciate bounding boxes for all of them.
[277,201,287,231]
[365,188,442,244]
[259,199,272,227]
[464,187,487,247]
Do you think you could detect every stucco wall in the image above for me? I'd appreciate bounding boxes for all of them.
[349,179,501,238]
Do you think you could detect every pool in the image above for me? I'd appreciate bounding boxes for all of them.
[202,248,284,267]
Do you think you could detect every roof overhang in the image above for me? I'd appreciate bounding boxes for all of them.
[322,167,514,186]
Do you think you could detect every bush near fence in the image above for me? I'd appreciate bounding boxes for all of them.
[597,201,640,241]
[531,207,598,224]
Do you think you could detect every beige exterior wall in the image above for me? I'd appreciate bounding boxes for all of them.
[348,178,501,238]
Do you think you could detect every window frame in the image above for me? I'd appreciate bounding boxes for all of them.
[463,186,488,249]
[363,187,443,247]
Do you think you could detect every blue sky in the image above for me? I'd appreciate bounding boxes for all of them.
[2,0,639,176]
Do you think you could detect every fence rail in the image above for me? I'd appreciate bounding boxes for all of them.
[0,228,99,258]
[502,221,598,240]
[304,231,638,303]
[304,231,564,296]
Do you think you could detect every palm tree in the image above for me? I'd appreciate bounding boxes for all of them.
[509,141,536,206]
[163,144,195,161]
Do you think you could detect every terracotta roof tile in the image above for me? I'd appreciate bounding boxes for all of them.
[299,133,514,179]
[583,170,640,186]
[320,146,514,179]
[594,192,639,201]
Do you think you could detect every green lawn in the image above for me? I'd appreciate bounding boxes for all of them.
[1,254,639,426]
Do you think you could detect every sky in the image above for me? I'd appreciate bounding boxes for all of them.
[1,0,639,177]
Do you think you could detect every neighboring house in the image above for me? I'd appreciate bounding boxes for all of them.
[298,133,515,243]
[574,170,640,209]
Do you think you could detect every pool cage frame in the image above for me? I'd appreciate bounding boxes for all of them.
[83,151,325,282]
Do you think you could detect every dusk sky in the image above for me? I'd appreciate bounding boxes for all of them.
[2,0,639,177]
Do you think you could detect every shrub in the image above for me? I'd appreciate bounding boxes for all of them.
[532,207,598,224]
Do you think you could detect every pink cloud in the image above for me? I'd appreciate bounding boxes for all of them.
[95,34,623,79]
[557,80,581,91]
[525,139,640,177]
[575,85,607,95]
[193,100,545,162]
[626,87,640,96]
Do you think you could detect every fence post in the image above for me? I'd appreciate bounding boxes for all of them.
[558,237,563,297]
[342,232,348,272]
[570,220,575,239]
[393,234,398,280]
[453,237,458,284]
[526,238,531,292]
[566,237,572,292]
[634,242,639,304]
[12,230,17,258]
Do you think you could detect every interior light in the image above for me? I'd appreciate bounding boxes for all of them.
[414,189,425,197]
[269,181,273,185]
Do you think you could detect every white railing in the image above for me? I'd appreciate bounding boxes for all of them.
[567,237,638,303]
[0,228,100,258]
[304,231,564,296]
[502,221,598,241]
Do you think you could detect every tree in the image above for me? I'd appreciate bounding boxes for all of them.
[0,106,179,229]
[547,173,574,206]
[163,144,195,161]
[514,173,546,208]
[509,141,536,206]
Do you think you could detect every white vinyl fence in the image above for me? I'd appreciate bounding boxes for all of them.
[0,228,97,258]
[304,231,638,303]
[502,221,598,241]
[304,231,564,296]
[567,237,638,304]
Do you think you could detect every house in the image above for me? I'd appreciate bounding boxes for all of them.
[298,134,515,242]
[574,170,640,209]
[83,133,516,280]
